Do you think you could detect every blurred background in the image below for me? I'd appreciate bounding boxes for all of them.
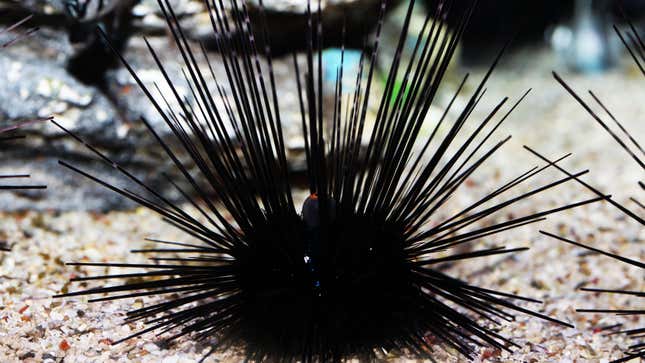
[0,0,642,212]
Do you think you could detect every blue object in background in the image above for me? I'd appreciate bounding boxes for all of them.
[322,48,363,93]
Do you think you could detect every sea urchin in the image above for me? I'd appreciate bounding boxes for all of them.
[56,0,603,361]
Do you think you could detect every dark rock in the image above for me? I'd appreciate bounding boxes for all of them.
[192,0,403,56]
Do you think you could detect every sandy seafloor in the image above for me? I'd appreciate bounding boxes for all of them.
[0,47,643,362]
